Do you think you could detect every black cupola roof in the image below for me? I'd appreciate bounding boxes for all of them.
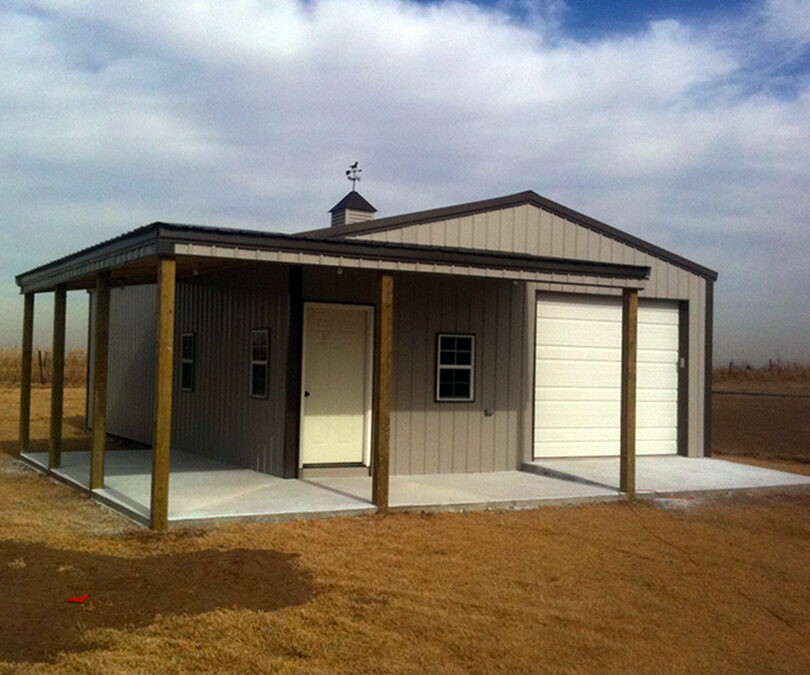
[329,190,377,214]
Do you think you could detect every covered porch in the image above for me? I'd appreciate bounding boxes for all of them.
[16,221,652,530]
[19,450,810,528]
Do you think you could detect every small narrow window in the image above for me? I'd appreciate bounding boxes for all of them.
[180,333,195,392]
[250,329,269,399]
[436,333,475,402]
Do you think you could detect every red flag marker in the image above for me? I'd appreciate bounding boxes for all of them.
[66,594,88,604]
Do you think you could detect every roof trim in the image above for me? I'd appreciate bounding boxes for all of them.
[303,190,718,281]
[16,220,650,293]
[157,223,650,280]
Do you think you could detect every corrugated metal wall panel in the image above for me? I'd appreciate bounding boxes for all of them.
[105,286,157,445]
[393,274,524,474]
[351,203,709,459]
[299,267,523,474]
[171,264,289,475]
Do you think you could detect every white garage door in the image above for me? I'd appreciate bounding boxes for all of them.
[533,295,679,458]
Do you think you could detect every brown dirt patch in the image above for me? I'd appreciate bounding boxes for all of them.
[0,544,313,663]
[712,392,810,461]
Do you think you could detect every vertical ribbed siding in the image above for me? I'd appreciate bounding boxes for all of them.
[350,203,709,458]
[95,261,528,476]
[172,264,289,475]
[302,267,525,475]
[390,274,525,475]
[105,285,157,445]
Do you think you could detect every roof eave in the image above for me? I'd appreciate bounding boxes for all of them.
[15,220,650,294]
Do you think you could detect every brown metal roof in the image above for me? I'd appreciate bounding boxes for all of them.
[16,221,650,293]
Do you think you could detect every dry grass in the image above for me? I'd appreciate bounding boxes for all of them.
[1,388,809,673]
[712,393,810,461]
[714,361,810,386]
[0,349,87,387]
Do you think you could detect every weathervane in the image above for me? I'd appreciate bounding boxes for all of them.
[346,161,362,190]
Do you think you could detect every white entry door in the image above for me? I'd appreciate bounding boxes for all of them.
[300,303,373,466]
[533,294,680,458]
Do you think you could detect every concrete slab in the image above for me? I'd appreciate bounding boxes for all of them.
[309,471,620,511]
[19,450,809,529]
[524,456,810,494]
[21,450,376,526]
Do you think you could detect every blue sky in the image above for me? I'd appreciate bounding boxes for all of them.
[435,0,760,38]
[1,0,808,364]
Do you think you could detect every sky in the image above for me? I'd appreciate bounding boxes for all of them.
[1,0,808,364]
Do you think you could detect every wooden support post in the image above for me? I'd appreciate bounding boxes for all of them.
[283,266,304,478]
[150,258,176,531]
[19,293,35,455]
[620,288,638,497]
[49,284,67,469]
[372,272,393,513]
[90,272,110,490]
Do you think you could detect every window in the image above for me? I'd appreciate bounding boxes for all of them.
[180,333,195,392]
[436,333,475,402]
[250,329,269,398]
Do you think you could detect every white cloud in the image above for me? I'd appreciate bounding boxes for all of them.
[761,0,810,45]
[0,0,808,362]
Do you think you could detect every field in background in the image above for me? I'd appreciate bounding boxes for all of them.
[713,362,810,394]
[711,364,810,463]
[0,349,87,387]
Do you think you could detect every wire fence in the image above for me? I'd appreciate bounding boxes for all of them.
[713,360,810,384]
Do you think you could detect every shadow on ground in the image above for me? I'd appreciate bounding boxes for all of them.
[0,542,315,663]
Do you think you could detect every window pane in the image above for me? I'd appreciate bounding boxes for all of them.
[251,330,268,363]
[181,334,194,360]
[181,362,194,391]
[437,335,474,400]
[439,349,456,365]
[454,348,471,366]
[438,380,455,399]
[439,367,470,399]
[456,336,472,352]
[251,364,267,398]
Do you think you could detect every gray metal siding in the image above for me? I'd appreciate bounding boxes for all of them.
[389,273,524,475]
[351,204,708,458]
[88,285,156,444]
[107,285,157,445]
[301,267,526,475]
[171,264,290,475]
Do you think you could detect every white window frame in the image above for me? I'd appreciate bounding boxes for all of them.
[435,333,475,402]
[180,332,195,392]
[249,328,269,399]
